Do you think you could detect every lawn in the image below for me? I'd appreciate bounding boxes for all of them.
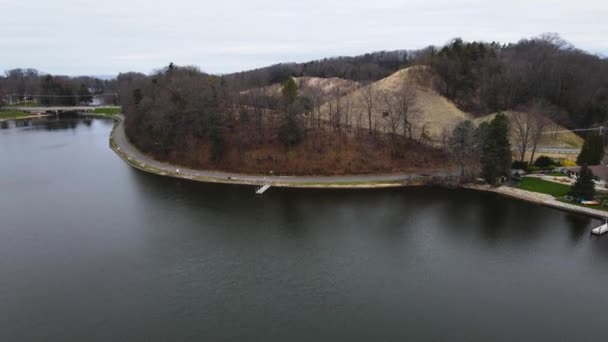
[0,110,29,119]
[517,177,571,198]
[93,107,121,115]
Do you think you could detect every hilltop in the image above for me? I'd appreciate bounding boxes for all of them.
[317,66,473,143]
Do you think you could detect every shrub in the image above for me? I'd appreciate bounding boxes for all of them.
[569,164,596,200]
[512,160,529,170]
[534,156,554,168]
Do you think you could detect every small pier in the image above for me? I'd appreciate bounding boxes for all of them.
[256,184,271,195]
[592,222,608,235]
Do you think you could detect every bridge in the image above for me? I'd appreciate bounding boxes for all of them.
[9,106,108,114]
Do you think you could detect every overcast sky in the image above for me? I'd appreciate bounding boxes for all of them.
[1,0,606,76]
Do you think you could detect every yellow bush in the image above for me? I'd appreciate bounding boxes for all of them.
[562,159,577,167]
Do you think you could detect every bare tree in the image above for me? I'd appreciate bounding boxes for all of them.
[449,120,477,178]
[511,111,533,162]
[343,94,352,135]
[332,85,342,130]
[394,81,420,140]
[418,122,431,144]
[381,90,401,155]
[355,109,364,138]
[527,103,551,164]
[359,83,377,135]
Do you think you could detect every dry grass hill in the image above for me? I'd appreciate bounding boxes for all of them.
[242,65,584,155]
[318,66,474,143]
[244,76,360,99]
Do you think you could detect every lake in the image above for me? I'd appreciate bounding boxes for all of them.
[1,118,608,341]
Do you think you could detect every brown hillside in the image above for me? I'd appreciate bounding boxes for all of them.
[142,121,455,176]
[318,66,474,143]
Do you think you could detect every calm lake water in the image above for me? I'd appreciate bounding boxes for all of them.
[1,118,608,341]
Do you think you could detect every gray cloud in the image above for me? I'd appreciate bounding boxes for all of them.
[1,0,606,75]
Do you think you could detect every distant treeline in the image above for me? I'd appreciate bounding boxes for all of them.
[223,50,411,87]
[0,69,117,106]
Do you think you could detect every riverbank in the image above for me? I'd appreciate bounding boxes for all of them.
[0,114,51,122]
[109,115,459,189]
[464,184,607,219]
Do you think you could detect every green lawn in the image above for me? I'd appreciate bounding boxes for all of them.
[93,107,121,115]
[517,177,571,197]
[0,110,29,119]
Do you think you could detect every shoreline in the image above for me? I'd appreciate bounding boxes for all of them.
[0,114,53,122]
[108,115,460,189]
[106,115,606,219]
[464,184,607,220]
[4,114,602,219]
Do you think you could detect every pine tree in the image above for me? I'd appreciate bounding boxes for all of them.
[569,164,596,200]
[480,113,512,185]
[279,77,303,146]
[281,77,298,105]
[577,134,604,166]
[449,120,477,178]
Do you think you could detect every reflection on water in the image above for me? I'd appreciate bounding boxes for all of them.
[2,118,608,342]
[1,116,112,131]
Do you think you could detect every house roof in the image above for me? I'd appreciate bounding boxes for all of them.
[566,165,608,179]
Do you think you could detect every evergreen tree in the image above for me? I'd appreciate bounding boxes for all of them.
[480,113,512,185]
[577,134,604,166]
[279,77,303,146]
[449,120,477,178]
[569,164,596,200]
[281,77,298,105]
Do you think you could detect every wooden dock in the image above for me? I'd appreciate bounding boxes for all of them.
[256,184,271,194]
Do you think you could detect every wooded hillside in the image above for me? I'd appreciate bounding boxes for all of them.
[111,34,607,175]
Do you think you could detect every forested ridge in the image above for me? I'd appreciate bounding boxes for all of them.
[222,33,607,128]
